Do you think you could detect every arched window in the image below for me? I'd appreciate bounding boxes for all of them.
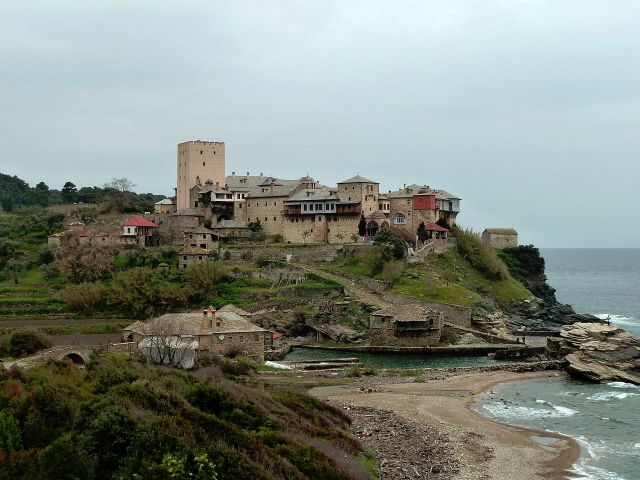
[394,213,406,225]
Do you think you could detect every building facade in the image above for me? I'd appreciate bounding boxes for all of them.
[481,228,518,249]
[177,141,225,211]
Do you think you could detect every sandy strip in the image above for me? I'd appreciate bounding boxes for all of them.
[310,370,580,480]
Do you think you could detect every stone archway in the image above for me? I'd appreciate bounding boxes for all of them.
[63,352,87,365]
[366,221,379,237]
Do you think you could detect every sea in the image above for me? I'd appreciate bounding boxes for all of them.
[476,249,640,480]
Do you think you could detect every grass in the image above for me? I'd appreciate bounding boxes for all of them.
[38,322,130,335]
[389,251,533,307]
[0,296,64,305]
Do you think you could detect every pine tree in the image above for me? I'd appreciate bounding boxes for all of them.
[358,214,366,237]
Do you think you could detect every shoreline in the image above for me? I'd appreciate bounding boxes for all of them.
[311,369,581,479]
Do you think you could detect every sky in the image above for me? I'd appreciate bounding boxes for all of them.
[1,1,639,248]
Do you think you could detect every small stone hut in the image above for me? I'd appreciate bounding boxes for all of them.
[369,304,443,347]
[481,228,518,249]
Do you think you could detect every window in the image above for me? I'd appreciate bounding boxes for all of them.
[200,150,203,154]
[315,204,322,211]
[265,217,268,221]
[240,335,243,342]
[303,204,308,211]
[273,201,276,206]
[254,335,259,341]
[203,162,206,166]
[394,213,406,225]
[273,216,276,221]
[265,201,268,206]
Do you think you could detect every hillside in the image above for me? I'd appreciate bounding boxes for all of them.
[0,355,374,480]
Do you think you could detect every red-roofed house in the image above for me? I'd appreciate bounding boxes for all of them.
[120,216,160,247]
[425,223,449,240]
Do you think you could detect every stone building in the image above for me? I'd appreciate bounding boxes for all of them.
[210,219,252,240]
[124,305,269,362]
[48,222,114,247]
[368,305,443,346]
[178,225,219,269]
[177,140,225,210]
[154,198,177,215]
[120,216,160,247]
[482,228,518,249]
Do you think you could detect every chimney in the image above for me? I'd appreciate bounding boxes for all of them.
[232,171,236,177]
[246,171,250,176]
[215,181,219,188]
[202,305,216,328]
[260,172,263,176]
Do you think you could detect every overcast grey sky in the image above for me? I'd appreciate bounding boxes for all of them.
[1,1,639,247]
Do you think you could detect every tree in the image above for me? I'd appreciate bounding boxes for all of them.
[61,181,78,203]
[349,233,359,243]
[185,261,229,301]
[417,221,427,242]
[436,217,451,230]
[358,214,366,237]
[103,177,136,213]
[247,219,262,233]
[0,410,22,454]
[5,258,26,284]
[107,268,186,317]
[54,233,115,283]
[373,228,406,259]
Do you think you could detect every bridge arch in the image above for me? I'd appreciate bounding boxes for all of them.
[63,352,88,365]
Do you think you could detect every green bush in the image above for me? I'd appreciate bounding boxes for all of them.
[60,282,107,314]
[456,229,508,280]
[107,268,187,318]
[7,332,51,358]
[0,410,22,453]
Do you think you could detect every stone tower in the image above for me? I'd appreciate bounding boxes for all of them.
[176,141,225,211]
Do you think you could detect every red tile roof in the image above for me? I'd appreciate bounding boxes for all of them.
[121,216,159,228]
[425,223,449,232]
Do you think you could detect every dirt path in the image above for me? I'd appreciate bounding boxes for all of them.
[311,370,579,480]
[300,265,387,308]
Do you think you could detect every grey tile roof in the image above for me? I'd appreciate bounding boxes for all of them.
[285,188,339,202]
[483,228,517,235]
[173,208,204,216]
[372,304,441,322]
[124,310,266,336]
[338,175,378,184]
[212,219,250,229]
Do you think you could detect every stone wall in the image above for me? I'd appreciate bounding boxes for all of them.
[368,328,441,347]
[198,332,269,362]
[245,195,289,236]
[222,244,342,263]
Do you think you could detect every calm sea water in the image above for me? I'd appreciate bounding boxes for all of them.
[285,348,509,369]
[477,249,640,480]
[542,248,640,336]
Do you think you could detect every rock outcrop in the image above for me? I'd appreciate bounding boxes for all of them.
[557,323,640,385]
[500,246,601,330]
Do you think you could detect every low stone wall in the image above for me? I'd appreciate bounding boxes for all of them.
[222,244,342,263]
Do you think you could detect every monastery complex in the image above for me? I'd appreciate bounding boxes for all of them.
[167,140,462,244]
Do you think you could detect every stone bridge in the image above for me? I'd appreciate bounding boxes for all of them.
[2,342,136,370]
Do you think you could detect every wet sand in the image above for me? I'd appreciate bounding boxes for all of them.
[310,370,580,480]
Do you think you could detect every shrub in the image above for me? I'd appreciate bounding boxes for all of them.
[61,282,107,314]
[37,246,55,266]
[439,326,458,345]
[39,263,60,280]
[379,261,404,284]
[361,245,390,276]
[456,229,508,280]
[373,229,406,259]
[8,332,51,358]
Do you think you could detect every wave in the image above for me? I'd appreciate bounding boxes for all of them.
[594,313,638,327]
[587,391,639,402]
[606,381,640,390]
[481,402,578,420]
